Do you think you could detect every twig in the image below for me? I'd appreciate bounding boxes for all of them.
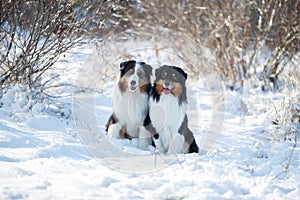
[273,130,298,179]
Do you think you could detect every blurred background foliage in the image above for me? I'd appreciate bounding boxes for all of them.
[1,0,299,91]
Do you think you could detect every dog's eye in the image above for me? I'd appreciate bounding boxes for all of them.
[124,71,131,77]
[124,69,133,77]
[138,73,145,78]
[161,72,168,79]
[137,70,145,78]
[172,73,179,81]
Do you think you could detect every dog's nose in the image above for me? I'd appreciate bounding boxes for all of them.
[164,80,170,86]
[130,80,136,85]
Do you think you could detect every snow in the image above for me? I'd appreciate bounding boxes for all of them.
[1,43,300,199]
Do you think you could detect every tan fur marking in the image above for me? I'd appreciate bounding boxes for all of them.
[155,79,164,95]
[171,82,183,97]
[137,69,143,77]
[139,77,148,93]
[127,68,134,75]
[119,126,126,139]
[119,77,128,92]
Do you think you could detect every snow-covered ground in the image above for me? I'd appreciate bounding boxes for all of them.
[0,43,299,199]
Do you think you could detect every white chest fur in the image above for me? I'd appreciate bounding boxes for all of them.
[149,94,186,152]
[112,87,148,138]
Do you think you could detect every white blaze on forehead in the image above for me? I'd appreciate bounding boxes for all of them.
[127,63,142,89]
[135,62,142,68]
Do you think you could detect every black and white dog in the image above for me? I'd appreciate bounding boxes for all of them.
[106,60,153,149]
[149,65,199,154]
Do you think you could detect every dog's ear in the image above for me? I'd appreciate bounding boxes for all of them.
[120,60,136,71]
[120,61,129,71]
[120,61,128,70]
[174,66,188,80]
[155,67,163,80]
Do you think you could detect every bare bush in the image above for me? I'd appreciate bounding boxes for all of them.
[254,0,299,90]
[0,0,113,100]
[271,67,300,141]
[1,1,77,94]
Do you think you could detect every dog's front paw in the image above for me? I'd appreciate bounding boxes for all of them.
[153,137,164,153]
[137,126,152,150]
[167,133,185,155]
